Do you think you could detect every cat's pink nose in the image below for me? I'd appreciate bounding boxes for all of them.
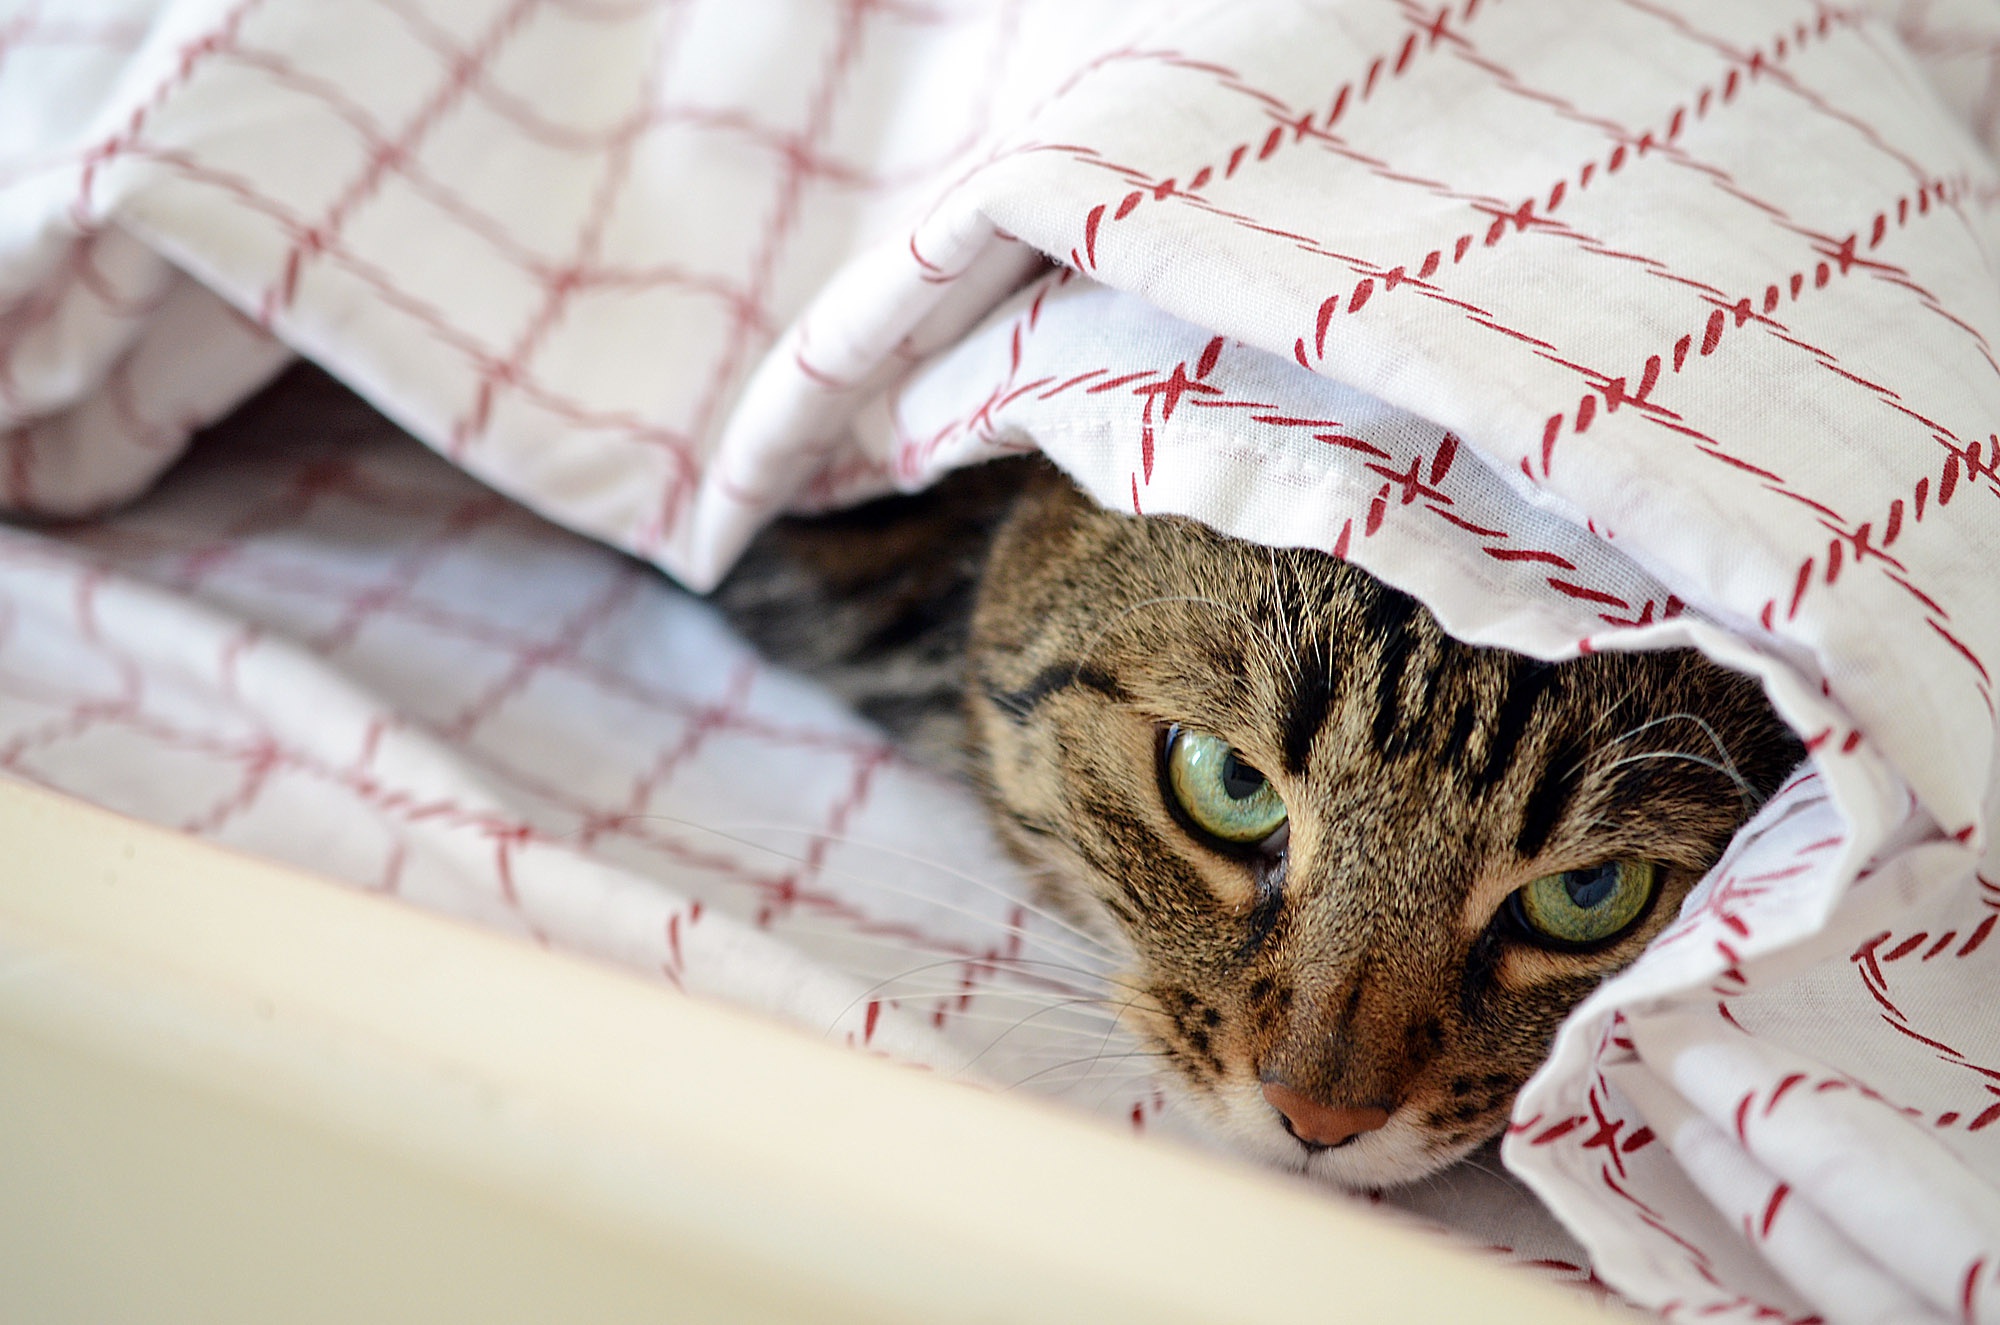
[1261,1081,1391,1148]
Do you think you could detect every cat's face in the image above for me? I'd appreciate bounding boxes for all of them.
[966,470,1799,1188]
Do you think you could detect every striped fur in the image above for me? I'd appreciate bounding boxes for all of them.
[718,458,1802,1187]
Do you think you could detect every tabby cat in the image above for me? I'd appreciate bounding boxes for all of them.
[716,454,1802,1189]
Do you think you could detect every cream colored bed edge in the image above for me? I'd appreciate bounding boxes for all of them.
[0,774,1631,1323]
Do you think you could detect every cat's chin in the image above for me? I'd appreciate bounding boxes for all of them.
[1188,1079,1490,1192]
[1292,1123,1482,1192]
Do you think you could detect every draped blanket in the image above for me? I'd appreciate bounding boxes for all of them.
[5,1,2000,1319]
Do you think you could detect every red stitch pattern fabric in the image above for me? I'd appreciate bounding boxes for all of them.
[5,0,2000,1319]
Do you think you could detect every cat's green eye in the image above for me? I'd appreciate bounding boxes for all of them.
[1162,727,1289,847]
[1511,861,1660,949]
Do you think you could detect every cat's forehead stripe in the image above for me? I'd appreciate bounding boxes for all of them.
[1280,572,1425,775]
[981,661,1128,721]
[1514,737,1588,860]
[1439,699,1479,774]
[1282,666,1339,774]
[1367,604,1419,758]
[1472,659,1561,789]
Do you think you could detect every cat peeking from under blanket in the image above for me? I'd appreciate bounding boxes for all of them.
[714,455,1803,1189]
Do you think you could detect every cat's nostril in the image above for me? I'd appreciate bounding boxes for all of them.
[1261,1080,1391,1149]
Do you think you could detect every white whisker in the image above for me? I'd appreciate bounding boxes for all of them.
[825,977,1113,1016]
[988,985,1153,1090]
[828,957,1149,1036]
[606,810,1121,971]
[1003,1048,1169,1091]
[711,818,1120,947]
[838,954,1147,1004]
[770,921,1115,984]
[1597,711,1760,806]
[905,1003,1125,1035]
[1599,748,1758,807]
[951,997,1142,1074]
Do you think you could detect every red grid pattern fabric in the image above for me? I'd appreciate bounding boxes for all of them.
[6,0,2000,1320]
[0,367,1602,1283]
[0,376,1146,1088]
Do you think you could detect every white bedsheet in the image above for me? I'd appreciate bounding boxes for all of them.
[5,1,2000,1318]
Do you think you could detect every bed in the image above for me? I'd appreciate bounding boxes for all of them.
[5,1,2000,1320]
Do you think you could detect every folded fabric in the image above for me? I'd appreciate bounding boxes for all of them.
[4,1,1999,1318]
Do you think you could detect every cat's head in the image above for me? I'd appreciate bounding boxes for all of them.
[966,468,1800,1187]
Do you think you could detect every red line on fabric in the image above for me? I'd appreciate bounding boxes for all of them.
[1758,1184,1790,1240]
[132,144,709,483]
[1077,0,1489,247]
[266,0,547,323]
[1928,619,1993,684]
[1763,1073,1806,1115]
[1884,933,1930,962]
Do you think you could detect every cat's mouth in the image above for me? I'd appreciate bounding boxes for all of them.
[1284,1129,1363,1155]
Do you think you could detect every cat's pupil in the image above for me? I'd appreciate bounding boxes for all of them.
[1562,865,1619,909]
[1220,752,1267,801]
